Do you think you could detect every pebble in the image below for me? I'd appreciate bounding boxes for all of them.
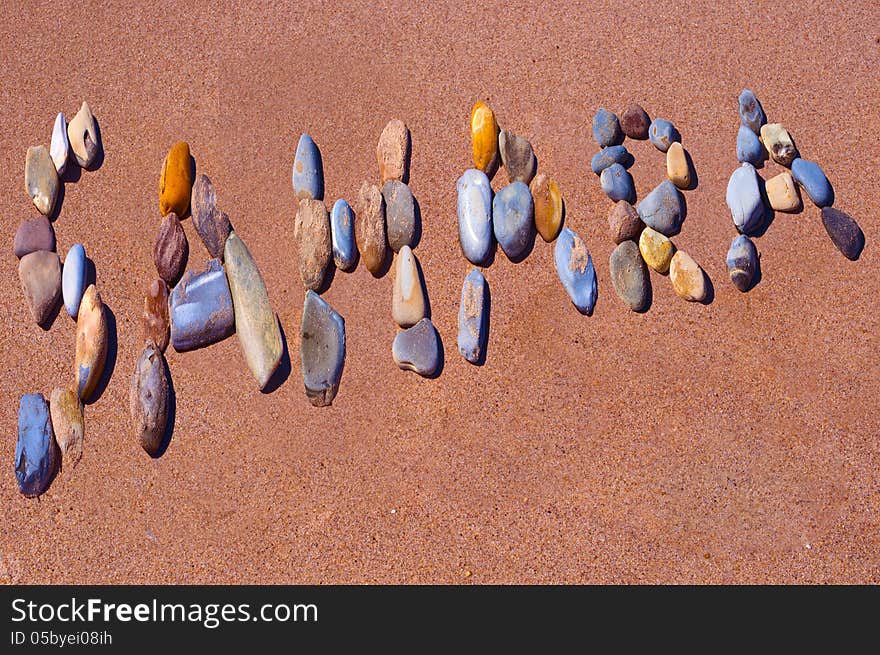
[130,340,169,457]
[554,227,597,315]
[821,207,864,261]
[457,169,494,265]
[726,234,759,292]
[382,180,416,252]
[492,181,535,260]
[225,231,283,389]
[669,251,707,302]
[13,216,55,259]
[50,112,69,175]
[760,123,798,167]
[75,284,108,401]
[620,103,650,140]
[637,180,684,236]
[608,200,643,244]
[765,171,801,212]
[648,118,680,152]
[470,101,500,175]
[143,279,170,352]
[592,108,623,147]
[169,259,235,352]
[49,387,84,468]
[666,142,691,189]
[15,394,58,497]
[499,130,537,184]
[67,101,100,169]
[153,212,189,285]
[392,318,440,377]
[457,269,488,364]
[330,199,358,271]
[300,290,346,406]
[638,227,675,274]
[356,182,387,275]
[19,250,62,327]
[600,163,636,203]
[294,198,331,290]
[377,118,411,184]
[530,173,563,242]
[292,133,324,200]
[392,246,426,327]
[191,174,231,259]
[158,142,194,217]
[62,243,86,318]
[726,163,764,234]
[736,124,765,166]
[791,158,833,207]
[25,145,60,216]
[738,89,766,134]
[590,145,633,175]
[609,241,650,312]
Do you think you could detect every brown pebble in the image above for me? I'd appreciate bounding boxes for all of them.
[377,119,411,185]
[620,103,650,140]
[294,198,331,290]
[49,388,84,468]
[530,173,563,242]
[153,212,188,285]
[608,200,643,244]
[821,207,865,261]
[13,216,55,259]
[143,279,170,352]
[356,181,387,276]
[191,174,232,259]
[19,250,62,327]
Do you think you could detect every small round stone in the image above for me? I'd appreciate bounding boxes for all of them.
[294,198,331,291]
[738,89,766,134]
[158,142,194,217]
[637,181,684,236]
[292,133,324,200]
[821,207,865,261]
[25,145,60,217]
[736,124,765,166]
[498,130,537,184]
[143,279,170,353]
[649,118,680,152]
[130,340,170,457]
[791,158,833,207]
[75,284,108,401]
[382,180,416,252]
[726,163,764,234]
[608,200,643,244]
[620,103,650,140]
[356,182,387,275]
[62,243,86,318]
[592,107,623,147]
[666,142,691,189]
[377,118,411,185]
[392,318,440,377]
[590,145,633,175]
[330,199,358,272]
[726,234,758,292]
[638,227,675,274]
[13,216,55,259]
[669,251,707,302]
[392,245,426,328]
[49,387,84,468]
[600,163,636,203]
[609,241,650,312]
[153,212,189,285]
[492,181,535,260]
[470,101,500,176]
[530,173,563,242]
[760,123,798,167]
[765,171,801,212]
[457,169,494,265]
[19,250,62,327]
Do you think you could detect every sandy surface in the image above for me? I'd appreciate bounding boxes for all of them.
[2,1,878,584]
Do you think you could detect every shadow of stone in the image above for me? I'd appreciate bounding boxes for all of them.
[699,271,715,305]
[261,317,292,394]
[82,116,105,172]
[150,355,176,459]
[85,305,117,405]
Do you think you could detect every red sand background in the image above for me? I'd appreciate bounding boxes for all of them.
[2,1,878,583]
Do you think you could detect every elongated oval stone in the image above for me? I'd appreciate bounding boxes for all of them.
[377,118,410,184]
[726,163,764,234]
[639,226,675,273]
[294,198,331,290]
[191,174,231,259]
[75,284,108,401]
[130,340,169,456]
[50,112,69,175]
[499,130,537,184]
[530,173,563,242]
[791,158,833,207]
[458,268,488,364]
[16,394,58,497]
[666,142,691,189]
[143,279,170,352]
[67,101,100,169]
[382,180,416,252]
[301,290,346,406]
[470,101,500,175]
[170,259,234,352]
[158,142,194,217]
[554,227,597,315]
[600,163,636,203]
[590,145,633,175]
[457,169,493,265]
[669,251,707,302]
[760,123,798,167]
[592,108,623,147]
[153,212,189,285]
[765,171,801,212]
[610,241,650,312]
[49,387,83,468]
[621,103,650,140]
[649,118,680,152]
[224,231,283,389]
[19,250,62,327]
[14,216,55,259]
[492,181,535,260]
[726,234,758,292]
[292,133,324,201]
[736,124,765,166]
[392,318,440,377]
[821,207,864,261]
[62,243,86,318]
[330,199,357,271]
[356,182,387,275]
[608,200,643,244]
[25,145,59,216]
[738,89,766,134]
[392,246,426,327]
[637,180,684,236]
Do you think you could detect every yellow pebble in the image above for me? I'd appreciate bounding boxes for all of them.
[638,227,675,273]
[470,101,499,174]
[158,142,194,217]
[666,142,691,189]
[765,171,801,212]
[530,173,563,242]
[669,250,707,302]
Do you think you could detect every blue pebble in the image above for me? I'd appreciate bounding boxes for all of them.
[15,393,58,497]
[457,269,488,364]
[590,145,633,175]
[726,234,759,292]
[554,227,598,315]
[291,133,324,200]
[170,258,235,351]
[62,243,86,318]
[330,199,357,272]
[726,163,765,235]
[492,181,535,260]
[649,118,680,152]
[600,163,636,204]
[457,169,494,266]
[791,158,834,207]
[738,89,766,134]
[736,125,765,166]
[637,181,684,236]
[592,108,623,147]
